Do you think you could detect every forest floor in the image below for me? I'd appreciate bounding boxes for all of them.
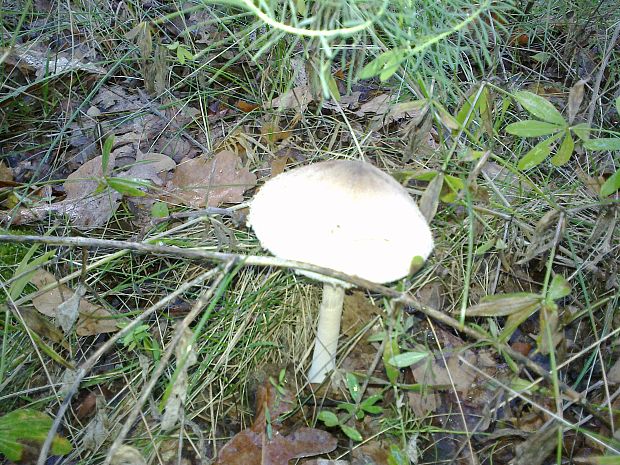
[1,1,619,464]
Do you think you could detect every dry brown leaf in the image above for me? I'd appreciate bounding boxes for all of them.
[418,173,444,223]
[607,359,620,384]
[165,151,256,208]
[5,44,106,78]
[0,160,14,182]
[214,383,337,465]
[29,269,121,336]
[14,306,69,349]
[161,328,197,431]
[269,85,313,112]
[410,346,496,397]
[567,79,586,124]
[355,94,392,116]
[125,152,176,186]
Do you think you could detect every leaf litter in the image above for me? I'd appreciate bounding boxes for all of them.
[29,269,122,336]
[214,382,337,465]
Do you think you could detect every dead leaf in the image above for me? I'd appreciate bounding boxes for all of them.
[567,79,586,124]
[269,85,313,112]
[214,383,337,465]
[510,424,560,465]
[5,44,106,79]
[418,172,444,223]
[110,446,147,465]
[161,328,197,431]
[29,269,121,336]
[165,151,257,208]
[56,284,86,333]
[0,160,13,182]
[13,306,69,349]
[607,359,620,384]
[125,152,176,186]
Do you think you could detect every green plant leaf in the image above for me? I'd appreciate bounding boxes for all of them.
[500,305,541,342]
[387,444,409,465]
[583,138,620,151]
[359,49,406,81]
[317,411,339,427]
[548,275,570,301]
[506,120,564,137]
[550,131,574,166]
[571,123,591,141]
[517,135,559,170]
[101,135,114,173]
[346,372,362,403]
[151,201,169,218]
[531,51,552,63]
[383,337,401,384]
[340,425,363,442]
[388,351,428,368]
[0,409,72,461]
[616,96,620,116]
[10,249,57,300]
[360,394,383,414]
[600,170,620,198]
[513,91,566,125]
[464,293,542,317]
[106,177,149,196]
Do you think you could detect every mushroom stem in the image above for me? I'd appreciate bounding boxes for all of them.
[308,283,346,383]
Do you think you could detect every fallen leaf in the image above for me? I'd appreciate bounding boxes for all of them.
[5,43,106,79]
[214,383,337,465]
[355,94,392,116]
[125,152,176,186]
[55,284,86,333]
[165,151,257,208]
[418,172,444,223]
[13,306,69,349]
[0,160,13,182]
[110,446,147,465]
[29,269,121,336]
[269,85,313,112]
[161,329,197,431]
[607,359,620,384]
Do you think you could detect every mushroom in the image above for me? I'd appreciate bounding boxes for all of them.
[248,159,433,383]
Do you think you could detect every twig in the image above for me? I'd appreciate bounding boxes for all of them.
[103,260,236,465]
[35,269,219,465]
[0,233,607,457]
[587,21,620,126]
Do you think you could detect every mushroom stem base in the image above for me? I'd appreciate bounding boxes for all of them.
[308,283,345,383]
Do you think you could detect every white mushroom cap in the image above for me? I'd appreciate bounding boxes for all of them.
[249,159,433,283]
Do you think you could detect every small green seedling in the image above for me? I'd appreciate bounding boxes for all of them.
[118,322,161,361]
[317,372,383,442]
[506,90,620,171]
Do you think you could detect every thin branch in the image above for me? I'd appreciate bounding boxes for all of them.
[0,232,609,458]
[587,21,620,126]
